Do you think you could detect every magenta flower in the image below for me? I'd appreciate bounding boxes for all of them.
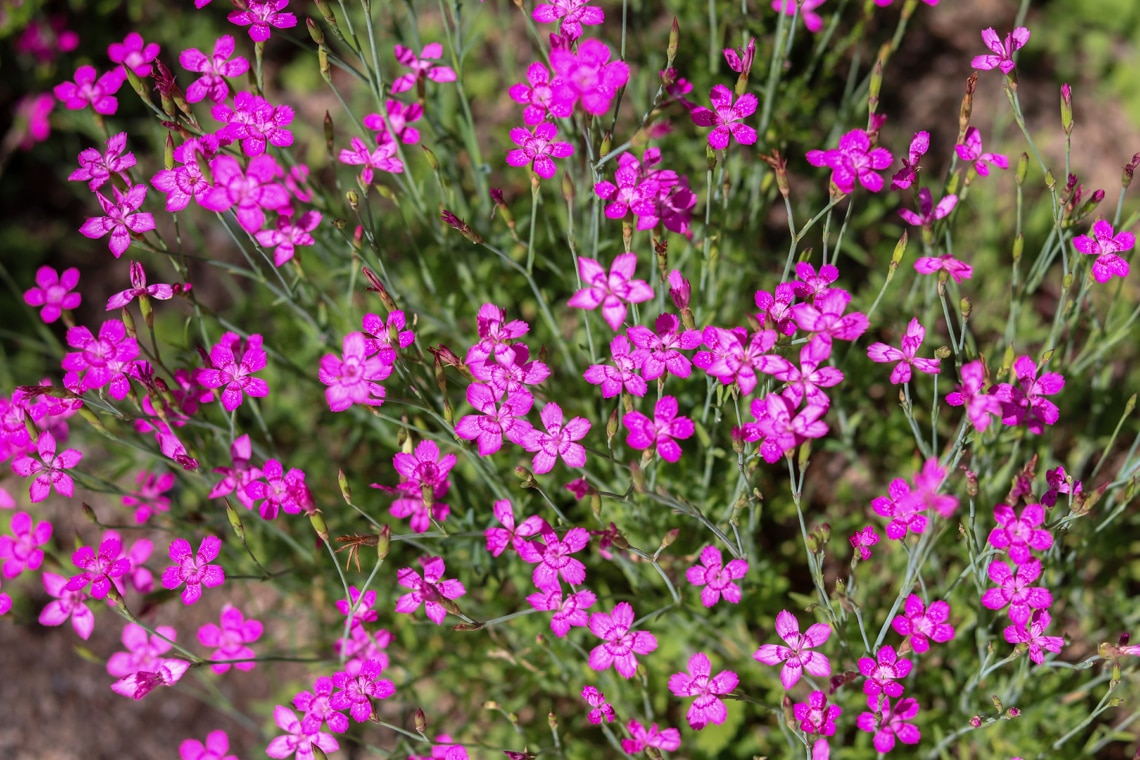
[108,32,160,77]
[1073,219,1134,283]
[162,535,225,605]
[521,403,591,474]
[581,685,615,724]
[362,310,415,362]
[245,459,311,520]
[690,84,758,150]
[454,383,534,456]
[856,695,921,753]
[915,253,974,283]
[69,132,136,191]
[54,65,126,114]
[107,622,177,678]
[866,318,941,384]
[772,0,826,32]
[621,720,681,754]
[794,691,842,736]
[568,253,654,332]
[0,511,52,578]
[766,335,844,406]
[151,137,216,212]
[294,676,348,735]
[395,556,466,625]
[39,571,95,639]
[972,26,1030,74]
[518,526,591,591]
[754,609,832,690]
[198,603,264,673]
[891,594,954,653]
[363,100,424,145]
[587,601,658,678]
[24,266,81,323]
[858,645,912,698]
[1004,610,1063,664]
[332,625,391,674]
[755,282,798,335]
[209,434,263,510]
[988,503,1054,564]
[627,313,702,381]
[746,392,830,464]
[509,62,557,125]
[339,137,404,186]
[549,38,630,117]
[623,395,695,463]
[849,526,880,561]
[255,209,321,267]
[668,652,739,730]
[483,345,550,395]
[945,359,1001,430]
[79,184,156,258]
[390,43,457,94]
[66,534,130,600]
[102,531,154,594]
[111,657,191,700]
[179,730,238,760]
[982,558,1053,625]
[13,93,55,150]
[106,261,176,311]
[121,469,175,524]
[197,332,270,412]
[891,131,930,190]
[394,440,456,497]
[583,335,647,398]
[533,0,604,39]
[792,288,869,344]
[266,705,339,759]
[11,431,83,502]
[485,499,547,557]
[686,545,748,607]
[1043,466,1082,507]
[956,127,1009,175]
[701,325,779,396]
[528,586,595,637]
[505,123,574,179]
[180,35,249,103]
[201,154,290,232]
[872,477,926,540]
[898,189,958,228]
[318,331,391,412]
[336,586,379,629]
[228,0,297,42]
[992,355,1064,434]
[331,658,394,722]
[807,130,893,193]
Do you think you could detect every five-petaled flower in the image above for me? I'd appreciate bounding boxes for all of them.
[107,32,160,77]
[981,558,1053,625]
[1073,219,1134,283]
[162,535,226,605]
[945,359,1001,430]
[849,525,880,561]
[228,0,297,43]
[521,403,591,474]
[179,730,239,760]
[891,131,929,190]
[891,594,955,652]
[12,431,83,503]
[807,130,894,194]
[915,253,973,283]
[754,609,832,690]
[0,511,53,578]
[197,332,270,412]
[621,720,681,754]
[794,691,842,736]
[971,26,1030,74]
[690,84,758,150]
[898,189,958,228]
[866,318,941,384]
[200,154,291,233]
[549,38,630,117]
[567,253,654,332]
[180,34,249,103]
[66,534,130,599]
[331,658,395,722]
[587,601,658,678]
[581,685,615,724]
[79,184,156,258]
[988,503,1054,564]
[668,652,739,730]
[24,266,81,324]
[506,123,575,179]
[390,43,457,94]
[858,645,913,698]
[1004,609,1063,664]
[198,603,264,673]
[686,545,749,607]
[266,705,339,760]
[532,0,604,40]
[69,132,136,191]
[395,556,466,625]
[856,695,922,753]
[318,332,391,412]
[54,65,126,114]
[623,395,695,463]
[956,127,1009,176]
[106,261,176,311]
[518,525,591,591]
[338,138,404,187]
[771,0,827,33]
[992,355,1064,435]
[39,571,95,639]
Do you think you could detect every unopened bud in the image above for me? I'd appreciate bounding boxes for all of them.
[660,528,679,550]
[319,45,331,82]
[338,469,352,503]
[561,172,575,204]
[306,17,325,45]
[969,715,982,729]
[548,711,558,730]
[629,459,645,493]
[224,499,246,542]
[961,297,972,320]
[1012,232,1023,262]
[309,511,329,543]
[891,230,908,266]
[515,466,537,489]
[1122,153,1140,188]
[667,18,680,68]
[415,708,427,734]
[81,502,99,525]
[376,524,390,561]
[1060,83,1073,135]
[346,189,359,210]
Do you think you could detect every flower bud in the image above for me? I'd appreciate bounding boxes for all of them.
[969,715,982,729]
[307,17,325,45]
[659,528,680,551]
[667,17,680,68]
[1016,152,1029,186]
[309,511,329,543]
[346,189,359,210]
[1060,83,1073,135]
[376,524,390,561]
[548,711,558,730]
[414,708,427,734]
[1122,153,1140,188]
[81,502,99,525]
[318,45,331,83]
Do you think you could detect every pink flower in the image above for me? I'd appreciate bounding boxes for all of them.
[266,705,339,759]
[13,93,55,150]
[745,392,830,464]
[39,571,95,639]
[107,622,177,677]
[54,65,126,115]
[121,470,175,524]
[807,129,893,193]
[1073,219,1134,283]
[856,695,921,753]
[198,603,263,673]
[1043,466,1082,507]
[915,253,974,283]
[111,657,191,700]
[151,137,217,212]
[587,601,657,678]
[338,137,404,186]
[61,319,139,398]
[518,526,590,591]
[24,266,81,323]
[245,459,311,519]
[66,534,130,599]
[792,288,869,344]
[363,101,424,145]
[982,558,1053,626]
[454,383,534,457]
[211,90,297,156]
[623,396,695,463]
[11,431,83,502]
[898,189,958,227]
[580,685,615,724]
[891,131,930,190]
[858,645,912,698]
[209,434,263,510]
[1004,610,1063,664]
[197,332,270,412]
[992,355,1064,434]
[106,261,176,311]
[505,123,574,179]
[69,132,136,191]
[568,253,655,332]
[108,32,160,77]
[956,127,1009,176]
[766,335,844,406]
[179,730,238,760]
[509,62,557,125]
[180,35,250,103]
[988,503,1053,564]
[532,0,604,39]
[390,43,457,94]
[256,210,321,267]
[690,84,758,150]
[549,38,630,117]
[293,676,348,734]
[318,332,391,411]
[79,184,156,258]
[161,535,225,605]
[362,310,415,362]
[583,335,647,398]
[668,652,739,730]
[395,556,466,625]
[200,154,290,232]
[394,439,456,494]
[627,313,702,381]
[521,403,591,474]
[753,609,832,690]
[621,720,681,753]
[866,318,941,384]
[686,545,748,607]
[228,0,298,43]
[336,586,379,629]
[723,37,757,76]
[772,0,826,32]
[484,499,547,557]
[527,586,596,637]
[0,511,52,578]
[849,525,880,560]
[891,594,954,653]
[701,325,779,395]
[945,359,1001,430]
[794,691,842,736]
[331,658,394,722]
[971,27,1030,74]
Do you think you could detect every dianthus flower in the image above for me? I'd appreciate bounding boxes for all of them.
[14,93,55,150]
[198,603,263,673]
[621,720,681,754]
[228,0,297,42]
[988,503,1053,564]
[891,130,930,190]
[533,0,604,39]
[509,62,557,125]
[899,188,958,228]
[506,123,574,179]
[361,310,415,363]
[520,403,591,474]
[54,65,126,115]
[794,691,842,736]
[179,730,239,760]
[111,657,191,700]
[588,601,657,678]
[336,586,379,629]
[891,594,954,652]
[755,283,799,335]
[121,470,175,524]
[465,302,530,372]
[858,645,912,698]
[849,525,880,560]
[766,335,844,406]
[528,587,596,637]
[792,288,869,344]
[517,526,590,591]
[209,434,262,510]
[701,325,779,396]
[971,27,1030,74]
[106,261,176,311]
[745,392,830,464]
[66,534,130,600]
[1043,466,1082,507]
[266,705,339,760]
[339,138,404,186]
[390,43,457,94]
[668,652,739,730]
[214,92,296,157]
[484,499,547,557]
[857,695,921,753]
[583,335,647,398]
[982,558,1053,625]
[624,396,694,463]
[245,459,311,519]
[151,136,217,212]
[690,84,758,150]
[24,266,81,324]
[80,184,156,258]
[331,658,395,722]
[1073,219,1134,283]
[0,511,52,578]
[200,154,290,233]
[627,313,702,381]
[1004,609,1063,664]
[293,676,348,735]
[454,383,534,456]
[69,132,136,191]
[807,129,893,193]
[39,571,95,639]
[162,535,225,605]
[197,332,270,412]
[568,253,654,332]
[318,331,391,412]
[12,431,83,502]
[956,127,1009,176]
[107,622,177,678]
[867,318,941,384]
[108,32,160,77]
[581,685,615,724]
[945,359,1000,430]
[254,210,321,267]
[992,355,1064,434]
[363,101,424,145]
[772,0,826,32]
[395,556,466,625]
[915,253,973,283]
[686,545,749,607]
[180,35,249,103]
[549,38,630,117]
[754,609,832,690]
[100,530,154,594]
